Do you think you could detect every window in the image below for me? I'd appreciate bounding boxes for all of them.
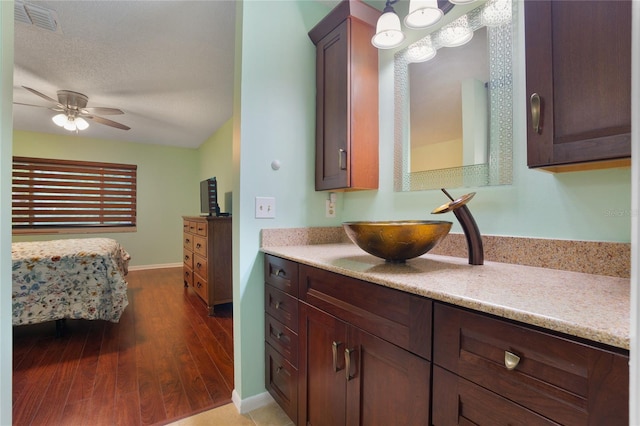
[12,156,137,234]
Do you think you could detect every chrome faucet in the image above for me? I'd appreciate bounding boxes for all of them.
[432,188,484,265]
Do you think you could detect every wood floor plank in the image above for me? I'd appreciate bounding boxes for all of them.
[12,266,234,426]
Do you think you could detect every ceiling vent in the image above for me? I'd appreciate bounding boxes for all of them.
[15,1,60,33]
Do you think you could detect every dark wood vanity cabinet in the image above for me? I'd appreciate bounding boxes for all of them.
[432,303,629,425]
[265,254,629,425]
[525,0,631,172]
[298,264,431,426]
[308,0,379,191]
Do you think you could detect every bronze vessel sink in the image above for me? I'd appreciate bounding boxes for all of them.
[343,220,452,263]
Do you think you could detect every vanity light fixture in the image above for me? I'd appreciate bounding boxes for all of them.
[372,0,453,49]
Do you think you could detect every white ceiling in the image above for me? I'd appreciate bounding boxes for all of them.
[13,0,237,149]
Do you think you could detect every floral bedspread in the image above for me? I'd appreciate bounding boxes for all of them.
[12,238,131,325]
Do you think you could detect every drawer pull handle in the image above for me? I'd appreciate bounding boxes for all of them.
[332,341,343,372]
[530,93,542,134]
[196,243,201,249]
[345,348,356,381]
[504,351,521,370]
[338,148,347,170]
[185,238,190,243]
[274,268,284,278]
[196,263,202,268]
[274,301,281,310]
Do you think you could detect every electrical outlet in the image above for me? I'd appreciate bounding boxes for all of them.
[255,197,275,219]
[325,200,336,218]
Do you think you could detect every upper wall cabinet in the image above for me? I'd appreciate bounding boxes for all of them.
[309,0,380,191]
[525,0,631,172]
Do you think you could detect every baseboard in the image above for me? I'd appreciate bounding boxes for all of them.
[128,262,182,271]
[231,389,275,414]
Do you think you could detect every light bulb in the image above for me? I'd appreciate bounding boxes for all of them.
[63,118,77,131]
[75,117,89,130]
[52,113,67,127]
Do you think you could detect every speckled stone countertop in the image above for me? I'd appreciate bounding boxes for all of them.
[261,243,630,350]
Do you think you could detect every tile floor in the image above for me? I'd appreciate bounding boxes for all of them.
[167,402,293,426]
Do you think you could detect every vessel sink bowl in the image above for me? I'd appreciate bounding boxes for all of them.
[343,220,452,263]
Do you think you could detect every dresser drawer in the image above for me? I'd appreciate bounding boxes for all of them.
[187,221,196,233]
[433,302,629,425]
[299,264,432,359]
[183,248,194,269]
[183,221,190,233]
[193,273,208,301]
[183,266,194,287]
[265,284,298,333]
[433,366,556,425]
[183,233,193,250]
[193,235,207,257]
[194,254,207,277]
[265,314,298,366]
[264,254,299,297]
[265,343,298,423]
[194,220,208,237]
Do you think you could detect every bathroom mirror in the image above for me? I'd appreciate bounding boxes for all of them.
[394,0,514,191]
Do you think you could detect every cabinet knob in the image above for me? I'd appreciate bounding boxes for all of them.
[196,243,201,249]
[274,301,281,310]
[530,93,542,134]
[276,331,283,339]
[504,350,521,370]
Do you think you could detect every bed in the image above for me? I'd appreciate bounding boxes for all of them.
[11,238,131,327]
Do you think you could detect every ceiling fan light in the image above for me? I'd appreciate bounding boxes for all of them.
[404,0,443,29]
[52,113,67,127]
[63,118,77,131]
[372,11,405,49]
[75,117,89,130]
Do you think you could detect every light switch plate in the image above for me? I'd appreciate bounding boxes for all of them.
[255,197,275,219]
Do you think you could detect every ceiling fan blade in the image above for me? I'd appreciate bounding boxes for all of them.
[85,115,131,131]
[13,102,65,112]
[81,107,124,115]
[22,86,61,106]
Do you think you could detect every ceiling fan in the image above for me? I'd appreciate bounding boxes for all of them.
[15,86,131,132]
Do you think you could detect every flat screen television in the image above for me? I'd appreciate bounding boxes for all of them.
[200,177,220,216]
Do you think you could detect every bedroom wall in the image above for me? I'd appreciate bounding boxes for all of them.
[198,118,234,214]
[12,130,200,267]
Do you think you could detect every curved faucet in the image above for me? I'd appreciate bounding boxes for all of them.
[432,188,484,265]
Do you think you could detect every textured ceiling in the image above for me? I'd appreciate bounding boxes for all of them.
[13,0,237,148]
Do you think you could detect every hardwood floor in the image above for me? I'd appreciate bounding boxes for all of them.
[12,267,234,426]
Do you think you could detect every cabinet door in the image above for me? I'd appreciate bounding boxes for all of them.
[345,327,430,426]
[315,21,349,190]
[525,0,631,170]
[299,303,348,426]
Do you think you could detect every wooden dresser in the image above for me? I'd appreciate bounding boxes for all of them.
[182,216,232,315]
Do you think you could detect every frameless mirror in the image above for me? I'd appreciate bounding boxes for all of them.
[394,0,514,191]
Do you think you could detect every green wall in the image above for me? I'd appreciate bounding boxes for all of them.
[199,118,234,214]
[12,130,200,267]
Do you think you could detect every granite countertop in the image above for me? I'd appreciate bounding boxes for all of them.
[262,243,630,350]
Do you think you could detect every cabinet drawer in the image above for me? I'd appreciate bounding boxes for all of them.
[193,235,207,257]
[194,220,207,237]
[194,254,207,278]
[265,343,298,423]
[183,233,193,250]
[183,221,190,233]
[265,314,298,366]
[265,284,298,333]
[432,366,556,425]
[183,248,193,269]
[188,221,196,233]
[264,254,299,297]
[299,264,431,359]
[193,273,208,301]
[183,266,194,287]
[433,303,629,425]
